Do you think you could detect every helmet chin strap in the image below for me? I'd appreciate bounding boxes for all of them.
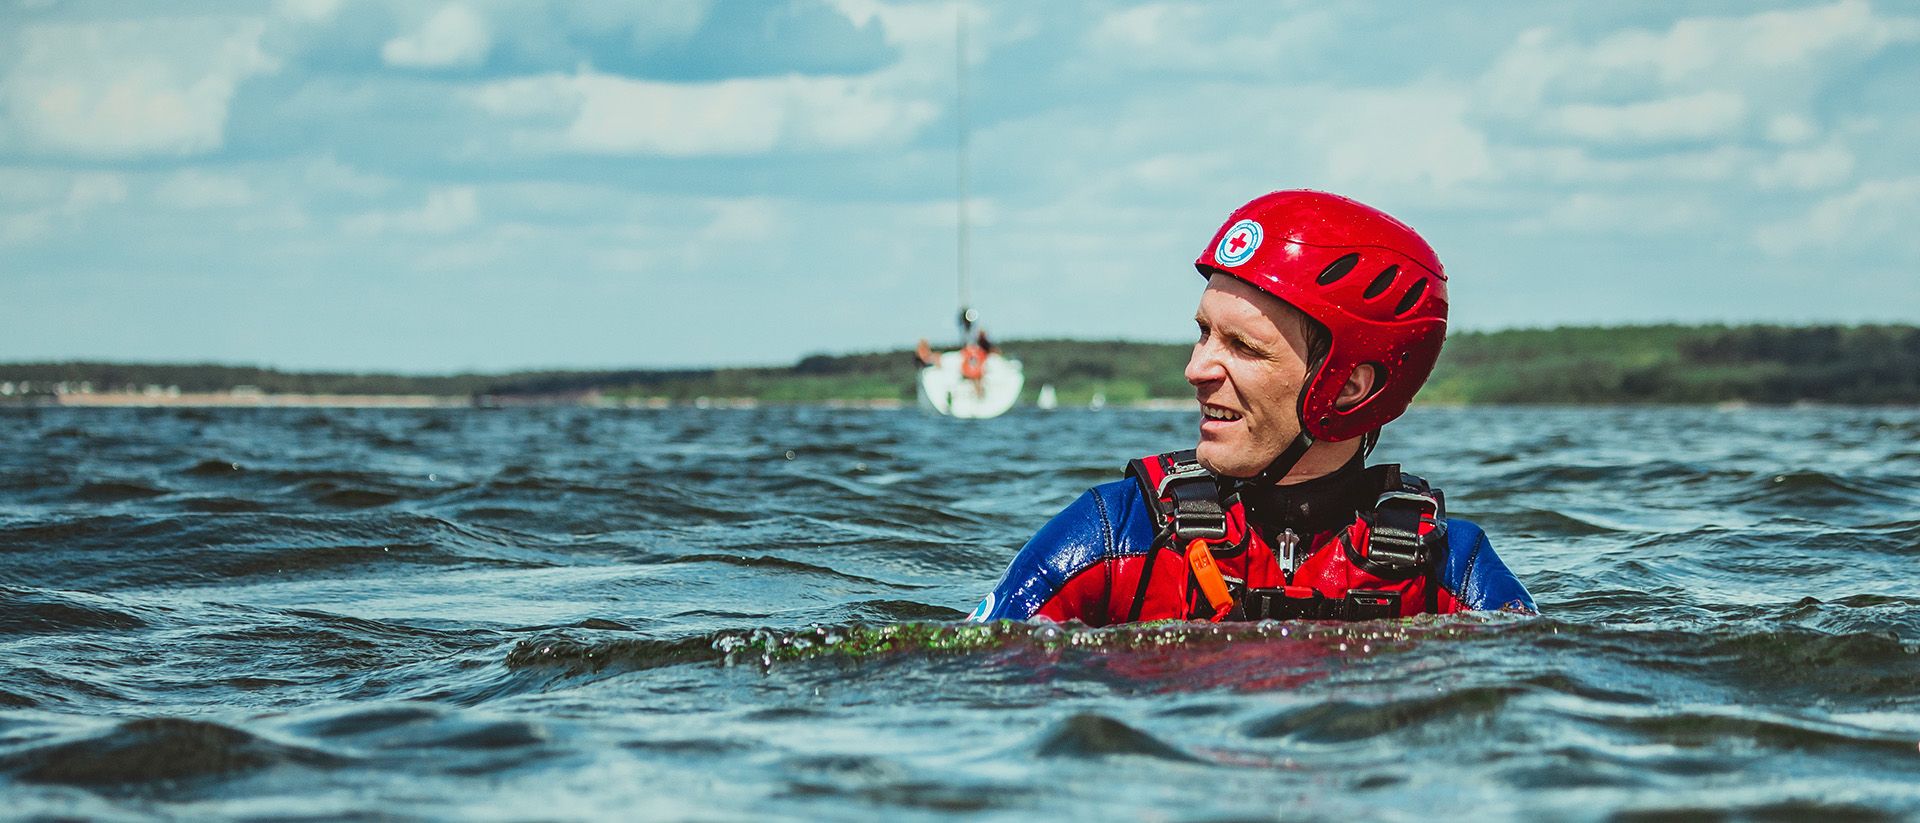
[1235,430,1316,488]
[1234,376,1322,488]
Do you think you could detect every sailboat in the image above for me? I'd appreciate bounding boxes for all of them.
[917,313,1023,418]
[917,6,1023,419]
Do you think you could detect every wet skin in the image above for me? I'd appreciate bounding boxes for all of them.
[1184,276,1372,482]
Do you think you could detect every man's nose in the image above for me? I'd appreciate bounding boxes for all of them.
[1185,343,1224,387]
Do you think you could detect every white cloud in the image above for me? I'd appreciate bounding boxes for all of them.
[1765,114,1819,145]
[64,173,128,212]
[0,167,68,205]
[343,186,478,235]
[303,156,397,197]
[1501,145,1751,185]
[1078,3,1338,74]
[1464,0,1918,221]
[1302,85,1492,192]
[470,69,938,156]
[1489,2,1919,105]
[275,0,342,23]
[1481,2,1920,151]
[1752,142,1854,191]
[1591,0,1918,83]
[1756,176,1920,256]
[382,4,492,69]
[0,212,52,247]
[1552,91,1748,143]
[155,170,255,208]
[560,2,710,53]
[0,168,124,210]
[682,197,784,261]
[0,19,277,158]
[0,170,126,247]
[1514,192,1715,235]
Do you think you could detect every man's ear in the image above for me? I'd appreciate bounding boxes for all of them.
[1334,364,1377,410]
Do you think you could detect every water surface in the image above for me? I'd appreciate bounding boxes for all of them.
[3,405,1918,820]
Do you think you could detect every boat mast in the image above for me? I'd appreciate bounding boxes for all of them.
[954,3,972,345]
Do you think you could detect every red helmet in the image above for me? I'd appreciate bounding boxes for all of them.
[1195,190,1447,442]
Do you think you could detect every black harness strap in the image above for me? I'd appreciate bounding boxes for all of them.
[1366,492,1432,567]
[1126,451,1451,623]
[1234,587,1403,621]
[1150,450,1228,541]
[1125,451,1235,622]
[1339,467,1448,582]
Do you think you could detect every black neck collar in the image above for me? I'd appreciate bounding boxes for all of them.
[1235,451,1372,535]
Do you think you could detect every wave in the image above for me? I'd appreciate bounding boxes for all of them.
[1034,713,1202,762]
[72,481,170,503]
[1244,684,1522,743]
[0,716,341,788]
[654,553,919,588]
[0,587,153,636]
[0,512,559,591]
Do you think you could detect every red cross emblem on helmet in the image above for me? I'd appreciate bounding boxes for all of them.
[1215,219,1263,266]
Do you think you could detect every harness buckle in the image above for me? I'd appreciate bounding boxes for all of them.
[1276,528,1301,577]
[1232,587,1403,621]
[1161,464,1227,542]
[1341,589,1402,621]
[1153,461,1211,498]
[1365,490,1439,569]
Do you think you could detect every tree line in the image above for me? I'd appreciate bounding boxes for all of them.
[4,324,1915,405]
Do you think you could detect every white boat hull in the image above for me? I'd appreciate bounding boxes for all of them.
[918,351,1023,418]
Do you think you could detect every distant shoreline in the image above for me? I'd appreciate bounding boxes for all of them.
[5,324,1919,406]
[47,392,466,408]
[16,393,1909,412]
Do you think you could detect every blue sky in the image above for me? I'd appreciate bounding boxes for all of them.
[2,0,1916,372]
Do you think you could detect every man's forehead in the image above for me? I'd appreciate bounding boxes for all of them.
[1198,276,1307,327]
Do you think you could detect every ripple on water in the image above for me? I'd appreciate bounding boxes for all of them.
[1034,713,1201,762]
[0,587,153,636]
[0,716,343,789]
[1243,685,1523,744]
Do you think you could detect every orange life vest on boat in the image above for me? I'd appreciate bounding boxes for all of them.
[960,344,987,381]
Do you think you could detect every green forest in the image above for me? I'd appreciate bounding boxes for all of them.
[4,324,1917,405]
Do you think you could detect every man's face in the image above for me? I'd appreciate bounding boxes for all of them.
[1185,276,1314,478]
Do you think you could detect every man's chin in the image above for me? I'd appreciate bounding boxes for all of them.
[1194,443,1259,479]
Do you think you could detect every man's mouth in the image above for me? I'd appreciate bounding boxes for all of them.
[1201,403,1242,422]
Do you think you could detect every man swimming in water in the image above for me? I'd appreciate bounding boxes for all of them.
[970,190,1533,624]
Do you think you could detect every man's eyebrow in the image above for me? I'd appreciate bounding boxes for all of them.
[1227,329,1273,355]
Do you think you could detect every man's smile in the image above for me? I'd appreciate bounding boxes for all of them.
[1200,402,1245,439]
[1201,402,1243,422]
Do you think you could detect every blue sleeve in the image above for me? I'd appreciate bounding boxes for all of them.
[968,480,1153,622]
[1439,518,1537,613]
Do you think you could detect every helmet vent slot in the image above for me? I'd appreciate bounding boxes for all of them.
[1362,266,1399,299]
[1315,253,1361,286]
[1395,279,1428,315]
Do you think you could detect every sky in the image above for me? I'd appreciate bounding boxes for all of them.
[2,0,1917,373]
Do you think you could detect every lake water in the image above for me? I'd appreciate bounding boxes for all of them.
[3,405,1918,820]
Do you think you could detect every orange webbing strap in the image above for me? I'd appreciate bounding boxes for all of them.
[1185,539,1234,621]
